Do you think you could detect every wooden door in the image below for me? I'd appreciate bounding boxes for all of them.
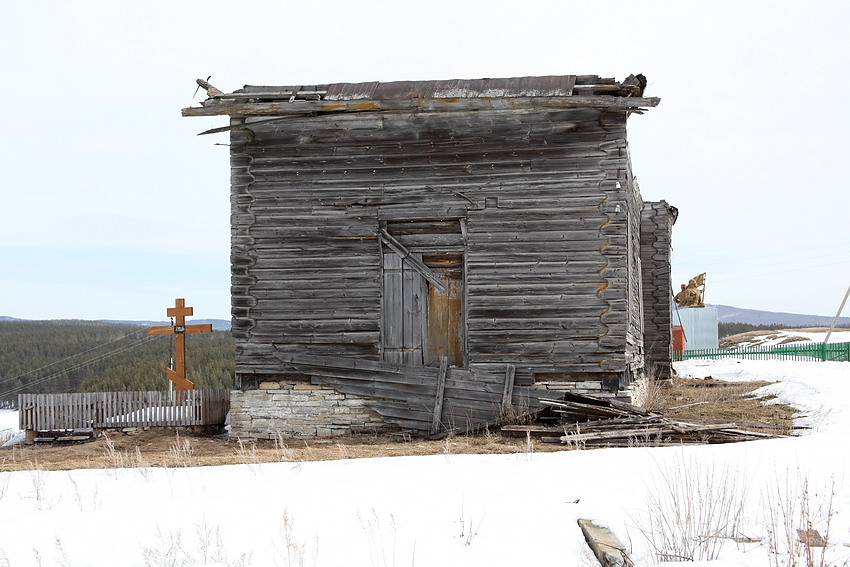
[382,252,465,367]
[382,253,427,365]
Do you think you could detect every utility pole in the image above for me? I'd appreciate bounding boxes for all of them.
[824,284,850,344]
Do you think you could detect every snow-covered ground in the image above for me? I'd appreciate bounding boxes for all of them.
[0,409,18,444]
[729,328,850,349]
[1,345,849,566]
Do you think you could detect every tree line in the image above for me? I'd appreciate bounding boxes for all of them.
[0,320,234,405]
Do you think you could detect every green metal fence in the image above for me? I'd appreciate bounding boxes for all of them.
[674,341,850,362]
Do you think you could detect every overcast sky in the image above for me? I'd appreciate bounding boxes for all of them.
[2,1,848,321]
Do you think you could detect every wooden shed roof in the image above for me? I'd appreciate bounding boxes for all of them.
[182,73,659,119]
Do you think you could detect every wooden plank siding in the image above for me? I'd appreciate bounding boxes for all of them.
[187,75,667,435]
[19,390,230,432]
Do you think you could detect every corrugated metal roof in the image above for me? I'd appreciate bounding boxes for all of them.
[324,76,576,101]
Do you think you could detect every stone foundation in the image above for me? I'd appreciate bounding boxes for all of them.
[627,375,671,409]
[230,381,390,439]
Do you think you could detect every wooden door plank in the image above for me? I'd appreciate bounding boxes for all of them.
[383,253,403,362]
[402,255,425,365]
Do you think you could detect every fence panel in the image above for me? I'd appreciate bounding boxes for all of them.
[674,341,850,362]
[18,390,230,432]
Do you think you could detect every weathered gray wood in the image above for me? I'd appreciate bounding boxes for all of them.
[401,255,425,365]
[18,390,230,433]
[578,519,633,567]
[430,356,449,434]
[183,94,660,117]
[273,351,438,377]
[383,253,403,364]
[501,364,516,412]
[379,230,446,292]
[189,76,668,437]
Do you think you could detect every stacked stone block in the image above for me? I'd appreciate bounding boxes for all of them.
[230,381,390,439]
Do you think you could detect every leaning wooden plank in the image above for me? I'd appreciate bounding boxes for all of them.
[603,396,654,416]
[311,376,434,405]
[273,350,440,378]
[300,366,438,389]
[365,400,436,422]
[577,519,634,567]
[296,366,484,392]
[501,364,516,413]
[379,230,446,291]
[430,356,449,435]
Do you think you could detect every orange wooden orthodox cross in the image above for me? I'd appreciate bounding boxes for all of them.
[147,298,213,391]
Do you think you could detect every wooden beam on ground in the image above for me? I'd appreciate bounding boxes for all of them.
[578,519,634,567]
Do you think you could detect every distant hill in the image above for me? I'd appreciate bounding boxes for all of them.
[0,316,230,330]
[709,304,850,327]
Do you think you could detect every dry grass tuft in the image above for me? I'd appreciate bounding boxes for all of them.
[659,377,796,435]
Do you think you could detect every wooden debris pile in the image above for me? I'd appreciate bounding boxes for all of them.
[501,392,785,447]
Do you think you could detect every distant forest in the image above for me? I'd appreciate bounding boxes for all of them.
[0,320,234,405]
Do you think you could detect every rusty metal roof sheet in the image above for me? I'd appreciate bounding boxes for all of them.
[324,76,576,101]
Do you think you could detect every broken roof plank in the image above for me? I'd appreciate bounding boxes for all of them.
[182,94,660,117]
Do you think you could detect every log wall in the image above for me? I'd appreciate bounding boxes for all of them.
[229,106,641,385]
[640,201,678,379]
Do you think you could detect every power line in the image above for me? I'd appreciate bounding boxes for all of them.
[698,258,850,285]
[677,240,850,267]
[676,250,850,277]
[0,334,163,398]
[0,326,148,387]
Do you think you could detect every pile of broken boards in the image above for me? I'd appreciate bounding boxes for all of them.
[500,392,786,447]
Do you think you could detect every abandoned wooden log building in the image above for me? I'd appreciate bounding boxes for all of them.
[183,74,678,439]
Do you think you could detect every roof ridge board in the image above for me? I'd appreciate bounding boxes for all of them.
[237,85,329,92]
